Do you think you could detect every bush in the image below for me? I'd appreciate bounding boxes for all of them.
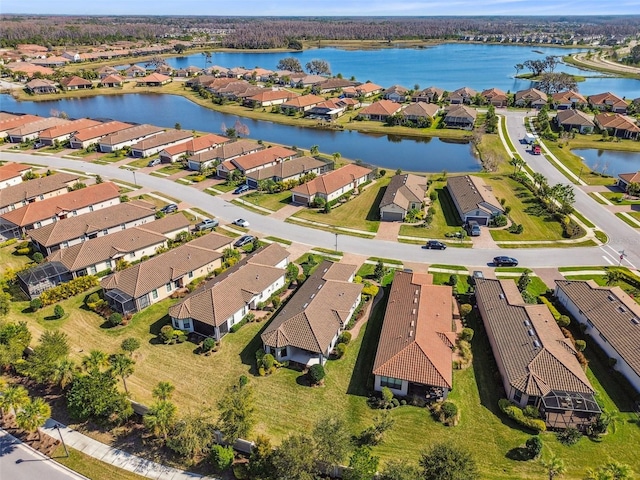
[525,436,542,459]
[32,252,44,264]
[16,247,31,255]
[210,444,234,472]
[557,315,570,327]
[262,354,275,370]
[0,238,17,248]
[309,364,325,385]
[492,214,508,227]
[108,313,123,327]
[557,427,582,446]
[539,296,561,320]
[335,342,347,358]
[460,304,472,319]
[440,402,458,420]
[30,298,43,311]
[86,292,100,305]
[39,276,99,305]
[498,399,546,433]
[361,283,379,298]
[53,305,65,319]
[337,331,352,345]
[202,337,216,353]
[523,405,540,419]
[459,328,474,342]
[575,340,586,352]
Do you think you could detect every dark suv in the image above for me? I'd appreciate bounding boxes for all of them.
[493,256,518,267]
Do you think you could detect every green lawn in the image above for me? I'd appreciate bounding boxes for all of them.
[213,181,237,193]
[293,178,389,233]
[240,191,292,211]
[53,446,148,480]
[156,164,186,175]
[545,143,617,186]
[399,183,465,239]
[615,213,640,228]
[600,191,640,205]
[130,194,168,210]
[126,156,158,169]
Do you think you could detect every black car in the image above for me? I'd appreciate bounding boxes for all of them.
[234,235,255,248]
[423,240,447,250]
[161,203,178,214]
[470,270,485,285]
[493,256,519,267]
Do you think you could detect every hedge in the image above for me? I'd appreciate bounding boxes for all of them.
[538,296,561,320]
[39,276,99,305]
[498,399,546,433]
[0,238,17,248]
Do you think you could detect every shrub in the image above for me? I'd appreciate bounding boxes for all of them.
[361,283,379,298]
[523,405,540,419]
[492,214,507,227]
[309,364,325,385]
[32,252,44,264]
[160,325,178,344]
[53,305,65,319]
[39,276,99,305]
[460,304,472,319]
[525,436,542,459]
[440,402,458,420]
[539,296,561,321]
[557,315,570,327]
[0,238,17,248]
[337,331,352,345]
[210,444,234,472]
[262,354,275,370]
[575,340,586,352]
[335,342,347,358]
[202,337,216,354]
[108,313,123,327]
[16,247,31,255]
[29,298,43,311]
[86,292,100,305]
[498,399,546,433]
[459,328,474,342]
[448,274,458,287]
[557,427,582,446]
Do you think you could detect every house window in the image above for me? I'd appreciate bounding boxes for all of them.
[513,389,523,403]
[380,376,403,390]
[72,210,77,216]
[166,283,172,292]
[103,229,108,235]
[106,259,112,268]
[89,206,94,212]
[152,289,158,299]
[188,271,194,279]
[89,265,97,275]
[183,320,191,330]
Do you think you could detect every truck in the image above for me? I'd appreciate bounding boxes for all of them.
[531,144,541,155]
[523,133,536,144]
[195,218,219,231]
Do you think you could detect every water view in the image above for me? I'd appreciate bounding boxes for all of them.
[574,149,640,178]
[132,44,640,97]
[0,94,481,173]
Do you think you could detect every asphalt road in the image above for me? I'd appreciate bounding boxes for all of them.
[1,147,638,269]
[0,430,87,480]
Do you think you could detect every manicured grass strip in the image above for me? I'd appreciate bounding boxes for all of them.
[285,217,375,239]
[264,236,292,245]
[594,230,608,243]
[587,192,608,205]
[615,213,640,228]
[558,266,607,272]
[313,247,343,255]
[204,188,219,196]
[149,172,167,178]
[367,257,403,265]
[152,192,181,203]
[599,191,640,205]
[428,264,467,271]
[113,179,142,189]
[127,157,155,168]
[175,178,192,185]
[231,200,271,216]
[53,446,148,480]
[497,240,597,249]
[572,210,595,228]
[494,267,532,273]
[213,182,237,193]
[241,191,292,212]
[190,207,211,218]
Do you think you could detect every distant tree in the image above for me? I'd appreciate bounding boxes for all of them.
[344,446,379,480]
[309,364,326,385]
[379,459,421,480]
[53,305,65,319]
[627,182,640,197]
[276,57,303,72]
[248,434,275,479]
[514,63,524,76]
[605,269,622,286]
[542,455,566,480]
[120,337,141,357]
[526,436,543,459]
[174,122,182,130]
[109,353,134,395]
[585,461,634,480]
[313,415,351,468]
[167,412,215,460]
[51,359,77,389]
[144,400,177,443]
[419,443,479,480]
[173,44,187,54]
[22,330,70,384]
[16,397,51,441]
[374,260,385,282]
[66,370,132,423]
[153,381,175,401]
[272,433,316,480]
[95,175,104,184]
[217,377,255,444]
[0,384,29,419]
[0,292,12,317]
[305,59,331,75]
[536,72,578,94]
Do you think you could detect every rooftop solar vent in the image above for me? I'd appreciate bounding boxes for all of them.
[618,306,626,313]
[499,293,505,300]
[528,329,535,336]
[608,295,615,301]
[524,320,531,327]
[632,318,639,325]
[303,303,308,308]
[533,340,541,348]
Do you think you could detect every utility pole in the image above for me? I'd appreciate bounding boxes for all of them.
[335,233,338,253]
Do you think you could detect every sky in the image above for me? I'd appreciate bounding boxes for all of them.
[2,0,640,16]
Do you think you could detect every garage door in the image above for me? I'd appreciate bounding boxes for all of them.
[466,216,488,226]
[247,178,259,189]
[382,211,403,222]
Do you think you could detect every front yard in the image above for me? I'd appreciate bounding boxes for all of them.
[239,190,292,211]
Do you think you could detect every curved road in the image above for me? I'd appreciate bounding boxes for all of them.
[1,135,638,270]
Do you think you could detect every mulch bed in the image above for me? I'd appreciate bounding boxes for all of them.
[1,414,60,456]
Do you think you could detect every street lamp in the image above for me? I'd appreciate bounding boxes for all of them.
[54,424,69,458]
[335,233,339,253]
[131,169,137,187]
[578,166,583,182]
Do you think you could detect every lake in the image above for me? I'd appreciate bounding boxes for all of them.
[0,94,481,173]
[131,44,640,97]
[574,149,640,177]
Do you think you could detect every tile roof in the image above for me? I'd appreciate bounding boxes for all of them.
[131,130,193,151]
[70,121,132,142]
[137,73,171,83]
[38,118,102,141]
[161,133,229,156]
[281,94,325,108]
[188,139,262,164]
[0,173,79,209]
[379,174,427,211]
[555,109,595,127]
[28,200,156,247]
[552,90,587,104]
[446,175,502,215]
[618,171,640,184]
[100,75,124,84]
[556,280,640,382]
[0,114,42,133]
[169,243,289,327]
[99,124,165,146]
[101,233,230,298]
[60,75,92,88]
[444,105,478,121]
[589,91,627,108]
[595,113,640,133]
[475,279,594,397]
[231,146,297,172]
[246,156,326,182]
[451,86,478,98]
[373,271,455,389]
[1,182,121,228]
[401,102,440,118]
[292,164,372,197]
[0,163,32,183]
[360,100,402,117]
[515,88,548,103]
[261,260,362,353]
[247,90,298,103]
[7,117,70,137]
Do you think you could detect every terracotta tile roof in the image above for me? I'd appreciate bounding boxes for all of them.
[594,113,640,133]
[189,139,263,164]
[136,73,171,83]
[373,271,454,389]
[38,119,102,141]
[1,182,121,228]
[447,175,502,215]
[100,75,124,85]
[0,163,32,183]
[60,76,92,88]
[0,173,79,209]
[246,156,326,182]
[169,243,289,327]
[137,212,190,234]
[162,134,229,156]
[355,82,383,94]
[5,63,54,77]
[413,86,444,98]
[556,280,640,382]
[618,172,640,184]
[476,279,594,397]
[26,79,57,89]
[292,164,372,197]
[247,90,298,103]
[481,88,508,101]
[131,130,192,151]
[70,121,132,142]
[8,117,69,137]
[29,200,156,247]
[588,91,627,109]
[384,85,409,95]
[101,233,230,298]
[100,124,164,146]
[451,86,478,98]
[379,174,427,211]
[401,102,439,118]
[262,260,362,353]
[515,88,548,103]
[231,146,297,172]
[281,94,325,108]
[551,90,587,104]
[313,78,356,90]
[444,105,478,122]
[0,114,42,133]
[555,109,595,128]
[360,100,402,117]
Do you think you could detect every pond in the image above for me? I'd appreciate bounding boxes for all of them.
[127,44,640,97]
[573,148,640,178]
[1,94,481,173]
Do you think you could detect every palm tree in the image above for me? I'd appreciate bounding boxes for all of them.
[510,157,525,174]
[143,400,177,442]
[310,145,320,156]
[51,359,77,389]
[0,384,29,419]
[152,381,175,401]
[543,455,566,480]
[586,461,634,480]
[82,350,109,373]
[16,397,51,441]
[601,410,620,434]
[605,269,622,286]
[109,354,135,395]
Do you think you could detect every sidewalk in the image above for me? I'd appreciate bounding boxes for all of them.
[41,419,218,480]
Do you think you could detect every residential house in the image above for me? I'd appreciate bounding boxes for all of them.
[383,85,409,103]
[98,124,164,153]
[291,164,373,205]
[0,182,121,237]
[305,98,351,121]
[280,94,325,114]
[0,114,42,139]
[514,88,548,109]
[588,92,628,114]
[99,75,124,88]
[555,109,595,134]
[358,100,402,122]
[102,232,232,315]
[555,280,640,394]
[97,66,120,79]
[244,89,298,108]
[68,121,132,149]
[342,82,383,98]
[38,118,102,146]
[16,261,73,299]
[476,278,600,430]
[290,74,327,88]
[30,200,161,254]
[136,73,171,86]
[123,65,147,78]
[449,87,477,105]
[227,67,249,78]
[262,260,363,366]
[0,172,80,214]
[216,146,297,179]
[154,64,173,76]
[481,88,509,107]
[25,79,58,95]
[442,105,477,130]
[174,66,201,78]
[551,91,588,110]
[5,63,54,79]
[31,56,68,68]
[401,102,440,125]
[0,163,32,190]
[617,171,640,192]
[59,76,93,90]
[243,67,274,82]
[159,133,229,164]
[411,86,444,103]
[7,117,70,143]
[245,156,328,189]
[187,139,263,172]
[379,174,427,221]
[130,130,193,158]
[594,113,640,139]
[47,215,189,278]
[61,51,81,62]
[447,175,504,226]
[312,78,356,94]
[186,74,218,89]
[170,244,290,340]
[217,82,263,102]
[373,271,455,399]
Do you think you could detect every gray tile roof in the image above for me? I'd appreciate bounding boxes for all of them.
[379,174,427,211]
[0,173,79,209]
[446,175,502,216]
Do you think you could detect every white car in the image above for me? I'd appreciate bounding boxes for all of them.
[233,218,250,228]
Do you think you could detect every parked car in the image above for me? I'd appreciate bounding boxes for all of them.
[233,218,250,228]
[466,220,481,237]
[234,235,256,248]
[423,240,447,250]
[33,141,45,149]
[148,158,161,167]
[160,203,178,214]
[233,184,249,194]
[493,256,518,267]
[470,270,485,285]
[195,218,219,231]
